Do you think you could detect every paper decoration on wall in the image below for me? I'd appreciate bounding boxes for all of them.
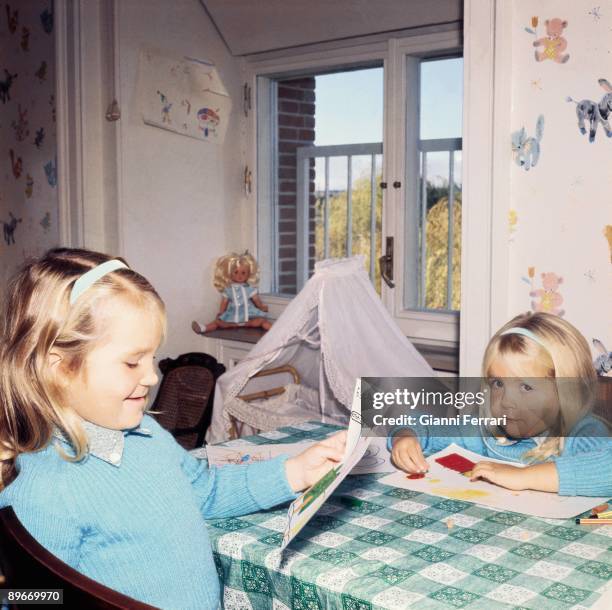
[530,78,543,91]
[583,269,595,282]
[588,7,603,21]
[521,266,535,287]
[532,18,570,63]
[0,70,18,103]
[605,225,612,263]
[593,339,612,376]
[512,115,544,171]
[508,209,518,239]
[44,158,57,187]
[40,212,50,233]
[530,271,565,317]
[21,26,30,51]
[137,49,231,143]
[11,105,29,141]
[2,213,22,245]
[25,174,33,198]
[524,15,539,36]
[34,127,45,148]
[9,149,22,179]
[567,79,612,142]
[40,4,53,34]
[6,4,18,34]
[35,61,47,81]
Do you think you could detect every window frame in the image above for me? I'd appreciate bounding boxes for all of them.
[244,9,510,367]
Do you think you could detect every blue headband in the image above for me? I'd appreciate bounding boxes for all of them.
[69,259,128,305]
[500,327,548,352]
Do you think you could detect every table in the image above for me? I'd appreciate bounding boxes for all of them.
[193,422,612,609]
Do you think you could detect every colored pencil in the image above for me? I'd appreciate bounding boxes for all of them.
[575,518,612,525]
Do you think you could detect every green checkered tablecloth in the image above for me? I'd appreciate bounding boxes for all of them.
[196,422,612,609]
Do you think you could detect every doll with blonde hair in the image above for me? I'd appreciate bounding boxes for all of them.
[0,247,346,609]
[192,251,271,334]
[389,312,612,496]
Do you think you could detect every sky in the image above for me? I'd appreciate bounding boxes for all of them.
[313,58,463,190]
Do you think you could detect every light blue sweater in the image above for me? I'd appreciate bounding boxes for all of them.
[387,416,612,497]
[0,415,296,609]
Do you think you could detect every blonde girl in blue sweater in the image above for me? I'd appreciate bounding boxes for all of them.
[0,248,346,610]
[390,312,612,496]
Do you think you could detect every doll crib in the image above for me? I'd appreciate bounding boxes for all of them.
[206,256,435,444]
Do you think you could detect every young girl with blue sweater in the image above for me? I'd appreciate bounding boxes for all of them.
[0,248,346,609]
[390,312,612,497]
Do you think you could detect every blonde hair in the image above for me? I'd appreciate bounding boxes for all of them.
[0,248,166,489]
[212,251,259,292]
[482,312,597,462]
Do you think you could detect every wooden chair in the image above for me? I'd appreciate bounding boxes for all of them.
[151,352,225,449]
[0,506,156,609]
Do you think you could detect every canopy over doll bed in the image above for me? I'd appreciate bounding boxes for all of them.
[205,256,434,444]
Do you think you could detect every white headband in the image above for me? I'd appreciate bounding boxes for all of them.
[69,259,128,305]
[500,327,548,352]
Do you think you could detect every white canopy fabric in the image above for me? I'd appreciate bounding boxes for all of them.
[206,256,434,444]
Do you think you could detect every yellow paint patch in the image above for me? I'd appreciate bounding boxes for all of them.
[431,487,490,501]
[428,478,441,483]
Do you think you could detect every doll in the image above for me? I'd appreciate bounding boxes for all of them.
[192,252,272,334]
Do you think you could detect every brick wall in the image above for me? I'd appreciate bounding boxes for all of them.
[276,77,316,294]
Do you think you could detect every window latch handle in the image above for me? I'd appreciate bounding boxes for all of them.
[378,236,395,288]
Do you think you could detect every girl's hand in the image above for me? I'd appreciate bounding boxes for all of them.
[469,461,526,490]
[285,431,346,492]
[391,430,428,473]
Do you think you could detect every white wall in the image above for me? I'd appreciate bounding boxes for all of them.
[115,0,247,361]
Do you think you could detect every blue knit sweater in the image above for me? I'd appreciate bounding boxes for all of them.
[387,416,612,496]
[0,416,296,609]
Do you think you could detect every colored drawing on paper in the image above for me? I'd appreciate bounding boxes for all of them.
[430,487,490,501]
[435,453,476,474]
[157,91,173,124]
[407,473,425,480]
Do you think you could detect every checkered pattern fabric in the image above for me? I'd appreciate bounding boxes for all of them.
[195,423,612,609]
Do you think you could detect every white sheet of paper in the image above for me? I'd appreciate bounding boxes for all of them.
[379,443,609,519]
[205,442,313,467]
[350,436,396,475]
[281,379,370,549]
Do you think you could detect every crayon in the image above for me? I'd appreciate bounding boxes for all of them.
[575,517,612,525]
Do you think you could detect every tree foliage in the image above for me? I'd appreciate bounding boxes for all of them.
[313,174,461,309]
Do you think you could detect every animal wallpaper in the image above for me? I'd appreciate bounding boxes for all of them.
[509,0,612,361]
[0,0,58,285]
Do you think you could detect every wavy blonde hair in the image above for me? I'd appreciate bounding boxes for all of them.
[482,312,597,462]
[0,248,166,489]
[213,252,260,292]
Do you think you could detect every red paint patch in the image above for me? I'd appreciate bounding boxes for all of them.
[407,473,425,479]
[435,453,476,474]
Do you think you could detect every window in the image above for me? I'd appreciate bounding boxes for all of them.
[261,67,383,295]
[253,30,463,344]
[405,57,463,312]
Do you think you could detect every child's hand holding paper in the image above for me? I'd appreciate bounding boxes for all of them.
[285,431,347,492]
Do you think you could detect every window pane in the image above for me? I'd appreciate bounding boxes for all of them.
[273,67,383,295]
[420,57,463,140]
[404,56,463,312]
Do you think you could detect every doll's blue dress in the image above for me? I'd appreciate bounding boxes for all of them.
[219,283,267,324]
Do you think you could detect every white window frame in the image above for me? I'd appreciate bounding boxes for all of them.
[243,6,510,371]
[382,33,463,346]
